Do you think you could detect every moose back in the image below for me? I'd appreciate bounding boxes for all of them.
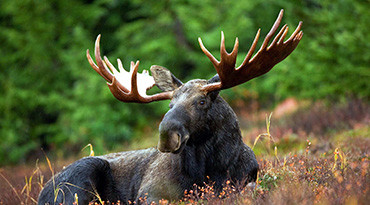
[38,9,302,204]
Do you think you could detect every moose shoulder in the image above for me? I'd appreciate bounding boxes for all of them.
[38,9,302,204]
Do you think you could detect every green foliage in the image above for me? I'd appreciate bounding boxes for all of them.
[0,0,369,164]
[265,0,370,101]
[258,172,280,191]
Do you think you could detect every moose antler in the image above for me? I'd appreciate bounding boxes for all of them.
[86,35,173,103]
[199,9,303,92]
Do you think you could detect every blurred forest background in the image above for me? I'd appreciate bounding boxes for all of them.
[0,0,369,165]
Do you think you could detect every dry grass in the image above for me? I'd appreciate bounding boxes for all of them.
[1,99,369,204]
[0,162,45,204]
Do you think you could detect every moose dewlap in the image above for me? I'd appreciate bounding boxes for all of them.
[38,9,302,204]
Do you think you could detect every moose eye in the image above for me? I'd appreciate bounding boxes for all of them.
[199,100,206,106]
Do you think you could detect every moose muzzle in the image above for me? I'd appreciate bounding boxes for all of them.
[158,106,190,153]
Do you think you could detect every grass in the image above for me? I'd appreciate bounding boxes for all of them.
[0,99,369,204]
[0,161,44,204]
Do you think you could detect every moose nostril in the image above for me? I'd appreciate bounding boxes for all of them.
[172,132,182,150]
[168,131,181,150]
[171,131,181,139]
[158,130,182,153]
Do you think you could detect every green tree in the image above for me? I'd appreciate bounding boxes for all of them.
[0,0,368,165]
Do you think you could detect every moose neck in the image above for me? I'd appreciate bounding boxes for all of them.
[179,96,244,187]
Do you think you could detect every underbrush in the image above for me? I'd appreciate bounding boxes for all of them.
[0,99,369,204]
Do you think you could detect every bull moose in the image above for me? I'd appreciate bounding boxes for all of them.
[38,9,302,204]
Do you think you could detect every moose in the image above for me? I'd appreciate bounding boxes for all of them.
[38,9,302,204]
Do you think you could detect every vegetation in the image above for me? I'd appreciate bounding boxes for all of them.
[0,100,368,204]
[0,0,369,164]
[0,0,369,203]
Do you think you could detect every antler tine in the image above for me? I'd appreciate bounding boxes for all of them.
[96,35,114,82]
[220,32,239,58]
[198,37,219,68]
[278,25,289,44]
[86,49,100,74]
[130,61,140,97]
[240,29,261,67]
[220,31,239,76]
[269,24,288,48]
[104,56,117,74]
[104,56,130,93]
[87,55,111,83]
[260,9,284,51]
[287,21,303,42]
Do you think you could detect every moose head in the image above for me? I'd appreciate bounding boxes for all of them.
[87,9,302,154]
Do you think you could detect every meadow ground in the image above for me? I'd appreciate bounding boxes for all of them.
[0,99,369,204]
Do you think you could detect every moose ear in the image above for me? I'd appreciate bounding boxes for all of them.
[150,65,183,92]
[207,74,220,101]
[208,74,220,84]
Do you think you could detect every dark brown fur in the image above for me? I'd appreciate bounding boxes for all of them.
[38,75,258,204]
